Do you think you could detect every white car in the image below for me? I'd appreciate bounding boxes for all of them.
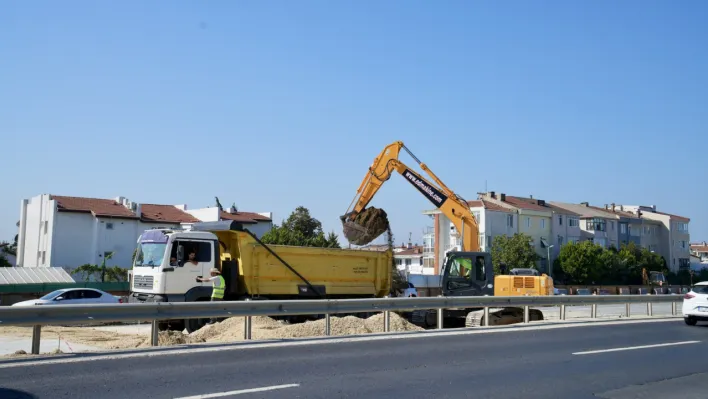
[682,281,708,325]
[11,288,123,306]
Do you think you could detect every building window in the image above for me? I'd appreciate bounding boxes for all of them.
[507,214,513,228]
[106,223,114,230]
[585,218,606,231]
[525,217,531,228]
[558,236,563,246]
[540,219,545,229]
[679,258,690,270]
[569,218,579,227]
[405,258,412,266]
[620,224,627,234]
[676,222,689,232]
[558,215,563,225]
[610,221,615,231]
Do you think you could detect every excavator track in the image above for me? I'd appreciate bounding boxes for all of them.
[465,307,544,327]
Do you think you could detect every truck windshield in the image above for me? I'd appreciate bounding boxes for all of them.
[134,230,170,267]
[134,243,167,267]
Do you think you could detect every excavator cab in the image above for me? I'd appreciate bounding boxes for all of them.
[441,251,494,297]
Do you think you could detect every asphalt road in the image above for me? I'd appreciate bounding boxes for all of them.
[0,318,706,399]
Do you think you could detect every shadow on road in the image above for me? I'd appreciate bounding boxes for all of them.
[0,388,38,398]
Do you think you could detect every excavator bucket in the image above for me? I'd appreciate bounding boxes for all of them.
[341,207,390,246]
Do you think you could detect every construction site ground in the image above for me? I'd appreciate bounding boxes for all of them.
[0,303,676,357]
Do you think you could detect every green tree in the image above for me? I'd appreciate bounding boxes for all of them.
[71,264,102,282]
[261,206,341,248]
[556,241,605,284]
[490,233,539,275]
[0,241,15,267]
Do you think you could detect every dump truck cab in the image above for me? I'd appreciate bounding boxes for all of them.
[130,228,221,304]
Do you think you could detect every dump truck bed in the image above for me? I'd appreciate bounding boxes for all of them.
[215,230,392,299]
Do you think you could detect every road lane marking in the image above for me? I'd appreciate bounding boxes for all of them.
[174,384,299,398]
[573,340,700,355]
[0,317,680,369]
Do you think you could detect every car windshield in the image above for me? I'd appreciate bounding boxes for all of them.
[39,290,66,300]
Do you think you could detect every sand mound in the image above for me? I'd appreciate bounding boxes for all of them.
[0,313,423,356]
[0,325,146,351]
[141,330,189,347]
[187,313,423,343]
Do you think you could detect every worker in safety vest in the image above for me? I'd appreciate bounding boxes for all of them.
[197,268,225,324]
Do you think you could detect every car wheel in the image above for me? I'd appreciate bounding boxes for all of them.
[685,316,697,326]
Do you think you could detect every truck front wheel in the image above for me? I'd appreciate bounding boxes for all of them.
[186,317,209,333]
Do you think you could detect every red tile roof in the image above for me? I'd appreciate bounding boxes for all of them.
[546,203,581,216]
[395,246,424,256]
[141,204,200,223]
[501,196,551,212]
[691,244,708,253]
[51,195,138,219]
[51,195,267,224]
[220,210,272,224]
[467,199,511,212]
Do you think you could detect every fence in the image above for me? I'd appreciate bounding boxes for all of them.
[0,294,684,354]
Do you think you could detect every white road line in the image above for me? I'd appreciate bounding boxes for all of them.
[573,340,701,355]
[0,317,679,369]
[174,384,299,398]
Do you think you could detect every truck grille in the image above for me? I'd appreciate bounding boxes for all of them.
[133,275,154,289]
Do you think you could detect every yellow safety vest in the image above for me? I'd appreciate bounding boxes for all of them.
[212,275,225,299]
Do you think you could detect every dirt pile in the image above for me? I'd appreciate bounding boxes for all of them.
[343,207,390,245]
[141,330,189,347]
[186,313,423,343]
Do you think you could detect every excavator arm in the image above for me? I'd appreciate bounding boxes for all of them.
[341,141,480,252]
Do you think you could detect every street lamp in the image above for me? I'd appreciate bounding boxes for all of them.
[547,244,554,278]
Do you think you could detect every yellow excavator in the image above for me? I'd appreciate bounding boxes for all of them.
[341,141,551,327]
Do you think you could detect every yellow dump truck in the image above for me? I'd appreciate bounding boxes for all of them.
[128,221,392,332]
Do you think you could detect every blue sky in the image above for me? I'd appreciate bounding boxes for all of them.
[1,0,706,249]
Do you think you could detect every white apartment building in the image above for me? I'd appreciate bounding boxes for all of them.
[621,205,691,271]
[15,194,272,269]
[547,204,582,258]
[393,244,429,275]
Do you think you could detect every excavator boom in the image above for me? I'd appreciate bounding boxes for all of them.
[341,141,480,252]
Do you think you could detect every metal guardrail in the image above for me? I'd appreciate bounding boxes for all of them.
[0,294,684,355]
